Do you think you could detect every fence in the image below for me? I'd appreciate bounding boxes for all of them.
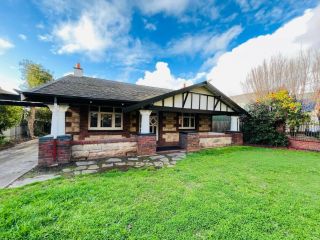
[287,123,320,141]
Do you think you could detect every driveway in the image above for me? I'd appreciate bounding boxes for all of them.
[0,139,38,188]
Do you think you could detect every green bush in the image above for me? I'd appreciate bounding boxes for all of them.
[242,103,289,146]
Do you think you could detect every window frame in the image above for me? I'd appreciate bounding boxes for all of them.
[179,113,195,129]
[88,106,123,130]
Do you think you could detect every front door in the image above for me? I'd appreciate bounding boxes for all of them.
[149,114,159,140]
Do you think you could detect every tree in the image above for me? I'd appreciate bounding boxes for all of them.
[0,106,23,135]
[20,60,53,138]
[242,90,309,146]
[242,49,320,102]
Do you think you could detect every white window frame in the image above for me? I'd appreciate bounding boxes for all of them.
[88,106,123,130]
[179,113,195,129]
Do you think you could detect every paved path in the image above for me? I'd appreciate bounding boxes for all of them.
[0,139,38,188]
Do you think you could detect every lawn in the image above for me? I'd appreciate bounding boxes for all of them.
[0,146,319,239]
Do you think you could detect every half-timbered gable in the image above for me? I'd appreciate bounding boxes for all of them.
[124,82,245,116]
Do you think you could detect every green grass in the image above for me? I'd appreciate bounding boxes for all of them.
[1,146,320,239]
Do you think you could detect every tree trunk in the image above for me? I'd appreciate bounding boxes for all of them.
[28,107,36,139]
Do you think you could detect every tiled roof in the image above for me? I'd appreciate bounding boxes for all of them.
[25,75,171,102]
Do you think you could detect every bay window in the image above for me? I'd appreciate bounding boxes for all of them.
[89,106,123,130]
[179,113,195,129]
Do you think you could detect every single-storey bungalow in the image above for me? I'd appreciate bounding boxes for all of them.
[18,64,247,166]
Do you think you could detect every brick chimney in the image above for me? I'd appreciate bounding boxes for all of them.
[74,63,83,77]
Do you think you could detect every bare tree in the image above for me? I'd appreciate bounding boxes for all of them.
[242,49,320,102]
[311,50,320,122]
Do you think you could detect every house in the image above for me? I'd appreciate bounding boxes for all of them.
[15,64,246,166]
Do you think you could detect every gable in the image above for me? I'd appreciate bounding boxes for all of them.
[153,89,234,112]
[123,81,247,115]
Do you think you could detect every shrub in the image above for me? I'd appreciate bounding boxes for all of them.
[242,90,309,146]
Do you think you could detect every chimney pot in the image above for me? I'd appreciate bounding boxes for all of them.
[73,63,83,77]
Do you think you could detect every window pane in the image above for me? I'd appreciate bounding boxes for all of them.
[90,112,98,127]
[183,117,190,127]
[100,106,113,112]
[190,117,195,127]
[114,107,122,113]
[115,113,122,128]
[90,106,99,111]
[101,113,112,127]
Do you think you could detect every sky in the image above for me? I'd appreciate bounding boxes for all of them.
[0,0,319,95]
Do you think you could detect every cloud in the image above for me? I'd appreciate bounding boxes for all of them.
[167,25,243,57]
[51,1,130,60]
[206,7,318,96]
[0,38,14,55]
[136,62,194,89]
[143,19,157,31]
[38,34,53,41]
[18,34,27,40]
[136,0,190,15]
[0,73,21,93]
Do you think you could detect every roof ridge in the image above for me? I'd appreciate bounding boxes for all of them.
[82,75,172,91]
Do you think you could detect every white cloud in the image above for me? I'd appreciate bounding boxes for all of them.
[18,34,27,40]
[136,0,190,15]
[0,73,21,93]
[206,7,318,96]
[144,22,157,31]
[52,0,130,59]
[0,38,14,55]
[136,62,194,89]
[38,34,52,41]
[167,25,243,57]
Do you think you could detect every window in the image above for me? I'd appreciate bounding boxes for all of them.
[179,113,195,129]
[89,106,123,130]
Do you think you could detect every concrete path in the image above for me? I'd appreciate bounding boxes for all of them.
[0,139,38,188]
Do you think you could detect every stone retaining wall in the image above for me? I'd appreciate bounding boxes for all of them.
[199,132,232,148]
[71,137,138,160]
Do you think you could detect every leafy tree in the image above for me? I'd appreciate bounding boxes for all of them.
[20,60,53,138]
[0,106,23,135]
[242,90,309,146]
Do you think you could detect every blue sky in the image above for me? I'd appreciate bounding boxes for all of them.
[0,0,319,95]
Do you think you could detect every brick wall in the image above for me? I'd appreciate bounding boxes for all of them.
[179,132,200,152]
[198,114,212,132]
[38,135,72,167]
[159,112,179,146]
[289,137,320,152]
[78,105,131,140]
[230,132,243,145]
[137,134,156,155]
[65,107,80,134]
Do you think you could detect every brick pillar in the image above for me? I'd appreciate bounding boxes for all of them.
[179,132,200,152]
[38,135,55,167]
[56,134,72,164]
[227,132,243,145]
[38,134,72,167]
[137,134,156,156]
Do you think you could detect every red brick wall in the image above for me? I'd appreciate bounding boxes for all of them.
[38,135,72,167]
[289,137,320,152]
[78,105,131,140]
[137,134,156,155]
[179,132,200,152]
[230,132,243,145]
